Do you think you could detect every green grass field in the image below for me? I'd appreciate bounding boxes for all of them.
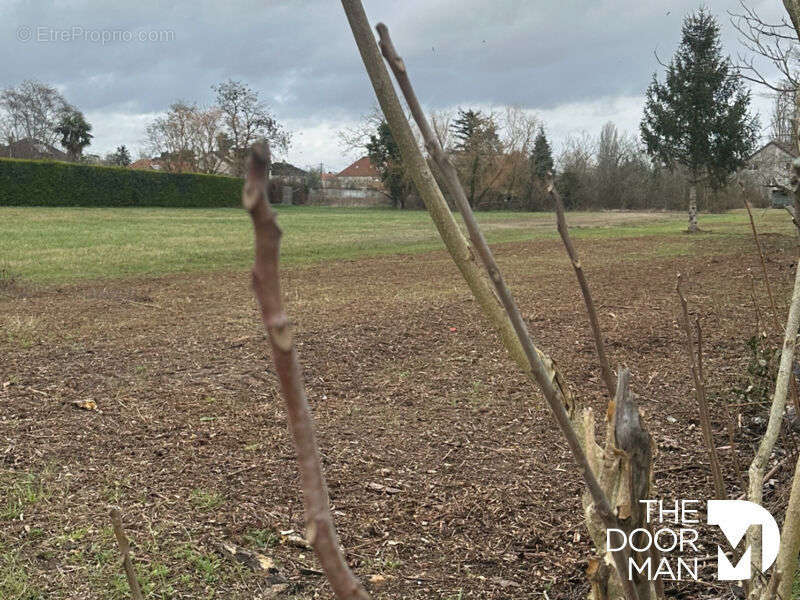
[0,205,794,283]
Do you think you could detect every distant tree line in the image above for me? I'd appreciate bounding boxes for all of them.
[0,78,291,177]
[343,106,760,213]
[338,9,761,219]
[554,123,760,212]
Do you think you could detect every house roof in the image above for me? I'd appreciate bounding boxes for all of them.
[0,137,69,161]
[271,161,307,178]
[130,158,156,170]
[748,139,799,161]
[337,156,379,178]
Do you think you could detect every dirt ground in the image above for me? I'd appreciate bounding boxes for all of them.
[2,230,799,599]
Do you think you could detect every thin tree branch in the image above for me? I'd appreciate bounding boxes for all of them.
[743,196,800,430]
[736,451,799,500]
[783,205,800,232]
[375,22,641,600]
[699,313,744,491]
[749,269,765,335]
[110,507,144,600]
[242,141,369,600]
[744,198,779,323]
[677,274,727,499]
[546,172,616,398]
[695,317,704,383]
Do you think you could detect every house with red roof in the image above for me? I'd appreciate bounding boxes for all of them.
[332,156,381,189]
[312,156,388,207]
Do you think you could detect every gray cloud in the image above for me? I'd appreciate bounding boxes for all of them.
[0,0,788,169]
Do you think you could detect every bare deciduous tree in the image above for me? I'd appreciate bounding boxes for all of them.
[146,101,199,173]
[731,0,800,94]
[430,109,453,151]
[0,80,72,149]
[770,86,798,145]
[336,105,385,157]
[214,79,290,177]
[146,103,229,174]
[192,107,226,174]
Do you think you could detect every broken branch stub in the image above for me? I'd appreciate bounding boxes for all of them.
[583,369,658,600]
[242,141,370,600]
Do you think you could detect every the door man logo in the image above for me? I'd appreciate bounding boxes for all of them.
[707,500,780,580]
[606,499,780,582]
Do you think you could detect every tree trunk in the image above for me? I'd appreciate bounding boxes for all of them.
[747,237,800,600]
[773,453,800,600]
[688,182,699,233]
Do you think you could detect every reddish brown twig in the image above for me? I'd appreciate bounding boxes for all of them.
[748,269,764,335]
[677,274,727,499]
[110,507,144,600]
[242,141,369,600]
[546,173,615,398]
[698,314,744,491]
[744,198,800,446]
[744,197,778,322]
[375,22,640,600]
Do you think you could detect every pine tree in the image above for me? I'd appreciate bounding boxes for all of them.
[450,109,501,207]
[109,145,132,167]
[452,109,483,150]
[640,8,758,232]
[530,126,554,180]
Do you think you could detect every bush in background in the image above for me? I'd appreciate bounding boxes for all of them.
[0,158,241,208]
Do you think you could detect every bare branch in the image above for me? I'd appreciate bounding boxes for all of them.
[546,172,615,398]
[676,274,727,499]
[783,205,800,232]
[730,1,800,93]
[744,198,780,322]
[375,22,641,600]
[749,270,765,335]
[110,507,144,600]
[242,141,369,600]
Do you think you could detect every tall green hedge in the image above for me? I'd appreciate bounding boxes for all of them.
[0,158,242,207]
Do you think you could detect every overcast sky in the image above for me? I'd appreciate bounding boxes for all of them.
[1,0,789,171]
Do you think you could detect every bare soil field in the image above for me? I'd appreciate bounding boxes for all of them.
[2,226,799,599]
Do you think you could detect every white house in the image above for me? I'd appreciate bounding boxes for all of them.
[743,140,797,205]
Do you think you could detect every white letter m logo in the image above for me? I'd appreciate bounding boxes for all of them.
[707,500,780,580]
